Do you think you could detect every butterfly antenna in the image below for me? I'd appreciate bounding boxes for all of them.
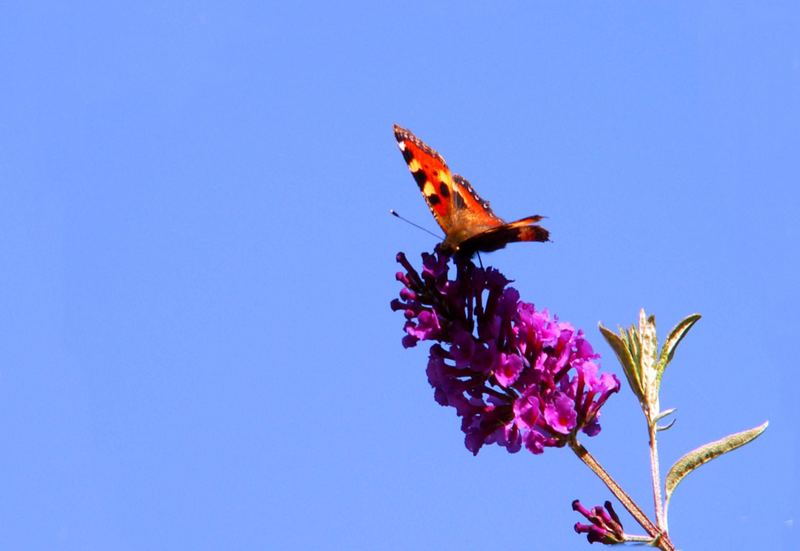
[476,252,484,269]
[389,210,442,240]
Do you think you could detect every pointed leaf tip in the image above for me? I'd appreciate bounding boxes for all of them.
[657,314,702,378]
[665,421,768,503]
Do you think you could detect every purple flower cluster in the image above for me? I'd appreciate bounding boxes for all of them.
[572,500,625,545]
[391,250,620,455]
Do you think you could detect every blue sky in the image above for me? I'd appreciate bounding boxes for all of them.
[1,2,797,549]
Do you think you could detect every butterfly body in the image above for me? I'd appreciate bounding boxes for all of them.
[393,124,549,255]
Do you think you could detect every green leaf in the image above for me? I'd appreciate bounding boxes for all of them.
[653,408,677,424]
[665,421,769,503]
[656,314,701,381]
[640,311,658,376]
[599,323,644,401]
[639,312,659,400]
[656,418,677,432]
[626,326,641,368]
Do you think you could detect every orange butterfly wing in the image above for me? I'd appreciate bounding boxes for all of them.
[393,124,549,255]
[393,124,462,227]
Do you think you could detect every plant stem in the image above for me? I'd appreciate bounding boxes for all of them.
[569,437,674,551]
[625,534,657,543]
[648,419,666,530]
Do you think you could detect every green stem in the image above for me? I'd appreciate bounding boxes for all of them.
[648,418,666,530]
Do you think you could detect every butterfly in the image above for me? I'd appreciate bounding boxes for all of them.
[393,124,549,256]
